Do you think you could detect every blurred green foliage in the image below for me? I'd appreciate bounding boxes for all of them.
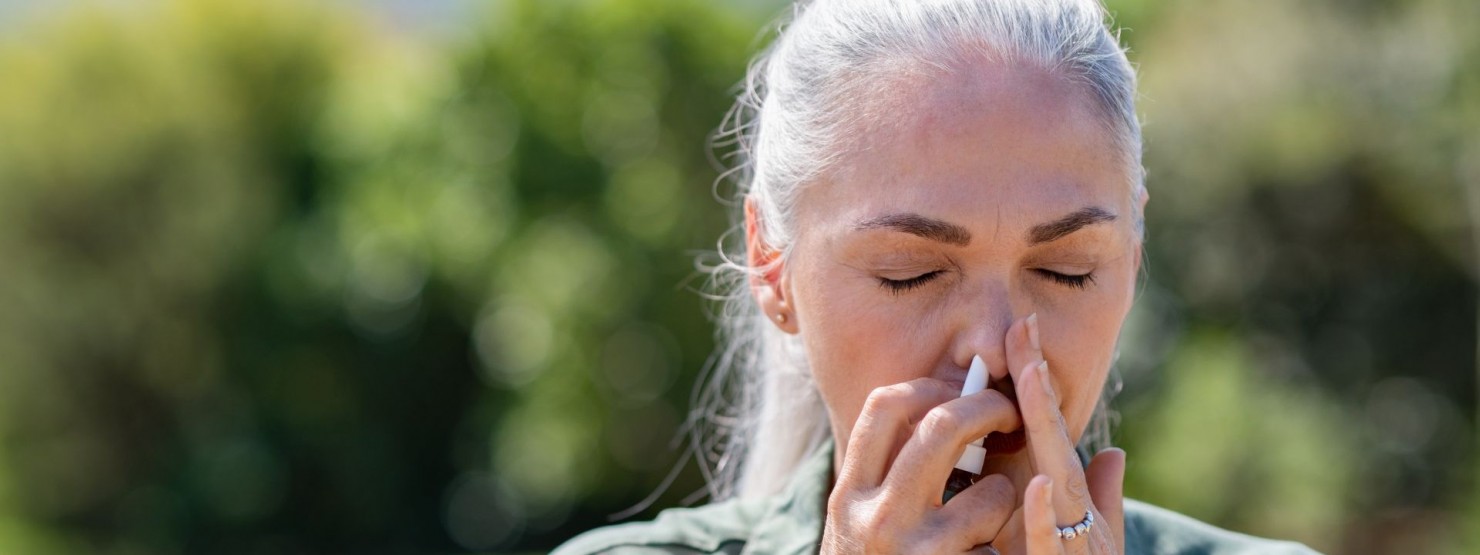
[0,0,1474,553]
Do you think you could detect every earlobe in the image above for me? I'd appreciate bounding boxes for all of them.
[773,268,798,333]
[745,198,798,334]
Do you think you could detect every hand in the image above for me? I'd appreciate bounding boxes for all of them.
[822,378,1024,554]
[990,314,1126,555]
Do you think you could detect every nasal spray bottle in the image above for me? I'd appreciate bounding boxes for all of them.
[942,355,989,504]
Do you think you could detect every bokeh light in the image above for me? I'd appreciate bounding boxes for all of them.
[0,0,1474,553]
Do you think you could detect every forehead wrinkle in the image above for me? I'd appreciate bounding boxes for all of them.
[994,204,1003,244]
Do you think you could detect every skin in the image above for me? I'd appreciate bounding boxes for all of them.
[747,59,1146,554]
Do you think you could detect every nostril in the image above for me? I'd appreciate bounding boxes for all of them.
[988,359,1010,381]
[988,374,1020,405]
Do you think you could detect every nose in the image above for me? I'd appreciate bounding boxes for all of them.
[952,281,1018,380]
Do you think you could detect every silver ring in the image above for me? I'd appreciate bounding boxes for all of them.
[1054,510,1094,540]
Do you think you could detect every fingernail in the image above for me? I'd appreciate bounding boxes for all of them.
[1027,313,1041,351]
[1037,360,1053,397]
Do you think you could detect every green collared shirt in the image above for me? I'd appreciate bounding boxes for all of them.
[554,442,1320,555]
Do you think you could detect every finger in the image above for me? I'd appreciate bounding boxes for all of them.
[1018,358,1093,520]
[1024,475,1064,555]
[1085,448,1126,553]
[839,378,959,489]
[883,388,1023,504]
[1007,313,1085,496]
[938,473,1016,548]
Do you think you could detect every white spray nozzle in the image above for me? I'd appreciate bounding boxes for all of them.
[962,355,988,397]
[953,355,990,475]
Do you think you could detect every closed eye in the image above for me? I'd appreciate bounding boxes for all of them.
[878,271,943,295]
[1034,269,1095,290]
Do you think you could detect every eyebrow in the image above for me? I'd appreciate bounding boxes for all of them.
[853,213,972,246]
[1027,206,1117,245]
[852,206,1117,246]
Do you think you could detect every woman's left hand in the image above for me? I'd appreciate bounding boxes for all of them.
[990,314,1127,555]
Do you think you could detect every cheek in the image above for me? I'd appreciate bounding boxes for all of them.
[789,260,948,436]
[1042,266,1134,437]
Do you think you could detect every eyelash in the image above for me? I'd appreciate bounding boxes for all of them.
[877,269,1096,294]
[1034,269,1096,290]
[878,271,943,295]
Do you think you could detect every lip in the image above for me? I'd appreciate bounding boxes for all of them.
[984,429,1027,455]
[986,374,1026,455]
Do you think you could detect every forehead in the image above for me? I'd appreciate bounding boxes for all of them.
[803,61,1130,238]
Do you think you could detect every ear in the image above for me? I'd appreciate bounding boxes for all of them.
[745,197,798,334]
[1131,187,1149,292]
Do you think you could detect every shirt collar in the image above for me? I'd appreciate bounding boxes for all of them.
[740,440,834,555]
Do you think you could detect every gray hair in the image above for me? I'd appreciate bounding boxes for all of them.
[695,0,1144,502]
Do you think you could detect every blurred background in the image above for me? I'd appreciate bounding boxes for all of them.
[0,0,1475,553]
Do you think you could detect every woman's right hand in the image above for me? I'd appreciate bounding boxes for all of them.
[823,378,1025,554]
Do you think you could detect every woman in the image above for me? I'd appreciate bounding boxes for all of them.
[558,0,1318,553]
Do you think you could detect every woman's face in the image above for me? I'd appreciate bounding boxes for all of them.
[770,63,1141,488]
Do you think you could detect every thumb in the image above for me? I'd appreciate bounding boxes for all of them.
[1086,447,1126,553]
